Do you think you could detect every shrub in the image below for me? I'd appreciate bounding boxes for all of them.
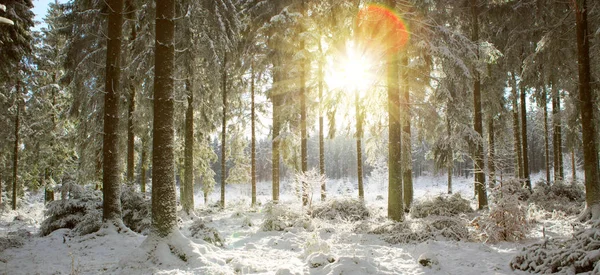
[529,182,585,215]
[410,193,474,218]
[511,221,600,273]
[311,198,369,222]
[40,186,102,236]
[477,183,530,243]
[121,186,151,234]
[0,229,32,253]
[261,202,313,232]
[189,219,224,247]
[41,185,152,236]
[372,216,469,244]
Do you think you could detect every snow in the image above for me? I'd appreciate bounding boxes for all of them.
[0,173,579,274]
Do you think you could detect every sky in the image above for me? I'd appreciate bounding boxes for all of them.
[31,0,60,30]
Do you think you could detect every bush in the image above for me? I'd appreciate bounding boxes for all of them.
[529,182,585,215]
[371,216,469,244]
[40,186,102,236]
[261,202,313,232]
[476,183,530,243]
[410,193,474,218]
[121,187,151,234]
[41,185,152,236]
[311,198,369,222]
[0,229,32,253]
[511,221,600,273]
[189,219,224,247]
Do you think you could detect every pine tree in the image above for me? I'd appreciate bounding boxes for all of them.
[102,0,125,224]
[152,0,177,237]
[573,0,600,220]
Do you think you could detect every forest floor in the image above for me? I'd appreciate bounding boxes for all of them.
[0,173,580,274]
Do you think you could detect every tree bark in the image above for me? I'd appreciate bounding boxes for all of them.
[542,85,551,183]
[102,0,125,222]
[272,61,281,203]
[471,0,488,209]
[387,50,403,221]
[318,38,326,201]
[126,18,137,185]
[574,0,600,219]
[152,0,177,237]
[400,54,413,211]
[447,112,453,194]
[511,73,523,179]
[571,148,576,182]
[221,53,227,209]
[552,77,564,181]
[140,136,147,196]
[183,78,194,214]
[12,81,21,211]
[355,91,364,201]
[251,63,257,207]
[488,113,496,187]
[520,80,531,189]
[300,17,308,206]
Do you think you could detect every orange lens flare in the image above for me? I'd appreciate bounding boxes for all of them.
[355,4,409,56]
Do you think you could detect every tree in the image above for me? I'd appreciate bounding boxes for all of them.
[471,0,487,209]
[573,0,600,220]
[151,0,177,237]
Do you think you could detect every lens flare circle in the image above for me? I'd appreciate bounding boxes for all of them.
[355,4,409,55]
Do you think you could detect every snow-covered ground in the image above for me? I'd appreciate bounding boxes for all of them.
[0,173,578,274]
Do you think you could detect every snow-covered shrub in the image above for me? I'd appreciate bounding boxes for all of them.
[189,219,224,247]
[372,216,469,244]
[293,168,325,209]
[261,202,313,232]
[40,185,102,236]
[0,229,32,252]
[528,182,585,215]
[121,187,151,234]
[311,198,369,222]
[477,183,530,243]
[410,193,474,218]
[303,233,331,258]
[510,221,600,273]
[495,179,531,201]
[41,185,152,236]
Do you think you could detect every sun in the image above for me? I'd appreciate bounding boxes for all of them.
[325,41,377,93]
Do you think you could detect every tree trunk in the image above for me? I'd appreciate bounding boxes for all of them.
[520,81,531,189]
[472,0,488,209]
[221,53,227,209]
[152,0,177,237]
[574,0,600,219]
[551,75,563,181]
[571,148,576,182]
[141,137,147,196]
[387,48,403,221]
[355,91,364,201]
[400,54,413,211]
[12,81,21,211]
[125,0,137,185]
[102,0,125,222]
[318,39,326,201]
[251,63,257,207]
[183,78,194,214]
[272,62,281,203]
[126,82,136,184]
[0,164,3,205]
[488,113,496,187]
[300,1,308,206]
[542,85,551,183]
[447,113,453,194]
[511,73,523,179]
